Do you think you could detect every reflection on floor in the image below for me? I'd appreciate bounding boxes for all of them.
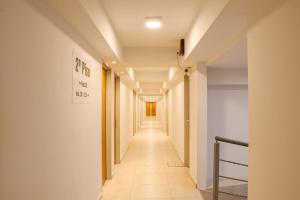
[102,119,245,200]
[140,117,163,129]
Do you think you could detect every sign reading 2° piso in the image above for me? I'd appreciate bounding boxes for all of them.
[72,49,92,103]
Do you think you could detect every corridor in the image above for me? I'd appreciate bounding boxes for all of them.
[103,118,203,200]
[1,1,298,200]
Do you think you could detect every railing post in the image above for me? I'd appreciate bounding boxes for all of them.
[213,141,220,200]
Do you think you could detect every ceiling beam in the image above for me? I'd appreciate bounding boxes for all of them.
[42,0,123,62]
[123,47,178,68]
[184,0,230,63]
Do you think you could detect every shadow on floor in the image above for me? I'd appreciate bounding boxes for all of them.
[200,184,248,200]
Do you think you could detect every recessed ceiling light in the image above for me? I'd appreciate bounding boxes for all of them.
[119,71,124,75]
[145,17,162,29]
[112,61,117,64]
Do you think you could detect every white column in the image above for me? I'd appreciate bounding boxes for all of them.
[189,63,208,189]
[248,1,300,199]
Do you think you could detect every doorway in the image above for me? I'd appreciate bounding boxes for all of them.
[184,75,190,167]
[146,102,156,117]
[101,66,107,185]
[114,75,121,164]
[133,91,137,135]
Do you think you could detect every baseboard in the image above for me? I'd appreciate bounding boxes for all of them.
[188,174,197,188]
[97,192,103,200]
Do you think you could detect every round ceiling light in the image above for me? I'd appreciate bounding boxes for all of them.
[145,17,162,29]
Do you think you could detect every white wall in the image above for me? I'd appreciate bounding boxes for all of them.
[106,69,115,177]
[163,94,167,132]
[0,1,102,199]
[143,101,146,119]
[247,1,300,199]
[135,93,139,133]
[207,85,248,186]
[190,64,248,189]
[189,64,208,189]
[160,97,165,129]
[119,81,133,159]
[138,98,144,127]
[206,68,249,186]
[156,100,162,118]
[207,68,248,85]
[168,81,185,161]
[189,68,199,183]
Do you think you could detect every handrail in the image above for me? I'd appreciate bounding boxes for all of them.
[215,136,249,147]
[213,136,249,200]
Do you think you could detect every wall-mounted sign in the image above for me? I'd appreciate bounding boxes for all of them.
[72,49,92,103]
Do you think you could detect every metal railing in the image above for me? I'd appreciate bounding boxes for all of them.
[213,136,249,200]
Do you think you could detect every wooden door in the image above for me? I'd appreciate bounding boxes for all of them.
[151,102,156,116]
[102,67,107,184]
[146,102,151,116]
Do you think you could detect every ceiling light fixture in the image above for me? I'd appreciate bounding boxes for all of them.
[112,61,117,64]
[145,16,162,29]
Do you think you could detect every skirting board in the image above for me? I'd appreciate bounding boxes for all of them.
[97,192,103,200]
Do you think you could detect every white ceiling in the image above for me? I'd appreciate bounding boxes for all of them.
[208,37,248,69]
[134,68,169,82]
[100,0,208,47]
[123,47,178,68]
[134,69,168,95]
[140,82,163,95]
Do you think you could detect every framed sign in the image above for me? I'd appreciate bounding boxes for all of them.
[72,49,92,104]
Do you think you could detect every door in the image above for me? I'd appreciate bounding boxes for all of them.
[151,102,156,116]
[166,91,169,135]
[146,102,156,117]
[184,74,190,167]
[102,67,107,184]
[114,75,121,164]
[133,92,136,135]
[146,102,151,116]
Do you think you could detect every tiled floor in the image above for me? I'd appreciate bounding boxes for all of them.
[102,119,246,200]
[102,119,205,200]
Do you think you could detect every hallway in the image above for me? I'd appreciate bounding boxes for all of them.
[103,119,203,200]
[1,1,298,200]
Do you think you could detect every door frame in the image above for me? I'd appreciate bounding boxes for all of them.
[184,74,190,167]
[114,75,121,164]
[165,91,169,135]
[133,91,136,135]
[101,66,107,184]
[104,68,115,180]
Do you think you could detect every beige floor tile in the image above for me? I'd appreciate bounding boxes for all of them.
[102,184,131,200]
[170,183,202,198]
[103,119,215,200]
[134,172,168,185]
[109,174,135,185]
[132,198,171,200]
[131,184,171,199]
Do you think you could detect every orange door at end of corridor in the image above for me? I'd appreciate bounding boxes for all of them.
[146,102,151,116]
[151,102,156,116]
